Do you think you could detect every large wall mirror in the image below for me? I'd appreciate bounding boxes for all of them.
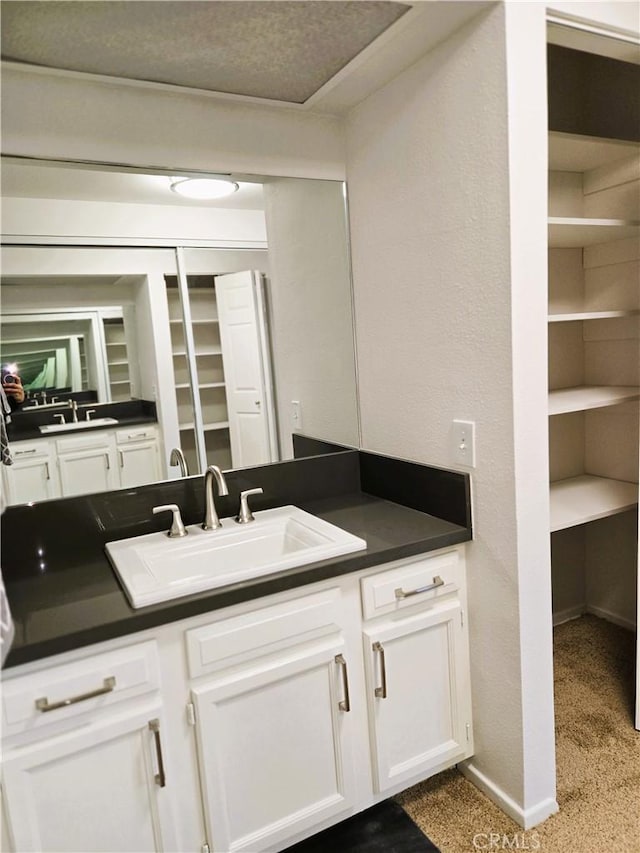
[1,158,360,505]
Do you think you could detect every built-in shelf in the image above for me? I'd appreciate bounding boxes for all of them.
[548,309,640,322]
[175,382,226,390]
[550,475,638,532]
[179,420,230,432]
[172,348,222,358]
[549,386,640,415]
[110,380,131,387]
[548,217,640,248]
[170,317,218,326]
[549,132,640,172]
[108,359,129,366]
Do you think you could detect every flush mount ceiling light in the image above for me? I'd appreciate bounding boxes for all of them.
[170,177,239,200]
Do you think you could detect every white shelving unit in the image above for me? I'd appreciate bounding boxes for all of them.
[547,128,639,630]
[550,475,638,532]
[167,282,231,474]
[549,385,640,415]
[103,318,131,402]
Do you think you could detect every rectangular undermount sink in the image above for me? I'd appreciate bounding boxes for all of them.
[39,417,119,434]
[105,505,367,608]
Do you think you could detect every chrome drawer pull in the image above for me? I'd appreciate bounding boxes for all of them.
[149,718,167,788]
[335,654,351,712]
[15,448,37,455]
[373,641,387,699]
[394,575,445,600]
[35,676,116,712]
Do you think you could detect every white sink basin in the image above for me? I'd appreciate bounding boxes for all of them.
[40,417,119,433]
[105,505,367,608]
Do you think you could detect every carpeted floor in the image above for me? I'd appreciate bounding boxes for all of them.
[396,615,640,853]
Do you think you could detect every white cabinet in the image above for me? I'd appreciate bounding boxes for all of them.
[56,432,119,497]
[1,545,472,852]
[1,640,178,853]
[116,426,161,488]
[5,426,161,505]
[1,441,59,505]
[187,587,357,852]
[361,549,472,794]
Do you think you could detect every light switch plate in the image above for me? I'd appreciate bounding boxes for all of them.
[452,420,476,468]
[291,400,303,432]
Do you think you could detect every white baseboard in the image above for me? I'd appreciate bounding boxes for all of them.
[585,604,636,632]
[552,605,584,627]
[459,760,559,830]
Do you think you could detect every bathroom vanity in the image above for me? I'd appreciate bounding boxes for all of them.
[0,448,473,853]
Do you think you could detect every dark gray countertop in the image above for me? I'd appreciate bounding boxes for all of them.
[3,492,469,668]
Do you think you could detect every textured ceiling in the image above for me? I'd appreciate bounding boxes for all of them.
[1,0,411,103]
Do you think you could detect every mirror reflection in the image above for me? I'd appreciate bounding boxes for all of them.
[0,159,359,505]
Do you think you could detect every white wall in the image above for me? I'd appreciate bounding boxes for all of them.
[346,2,556,828]
[1,65,345,180]
[263,179,359,456]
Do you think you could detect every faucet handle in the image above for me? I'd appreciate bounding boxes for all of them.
[235,488,264,524]
[153,504,188,538]
[53,413,66,425]
[85,409,96,422]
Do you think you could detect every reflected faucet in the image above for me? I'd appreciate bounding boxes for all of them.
[202,465,229,531]
[68,399,78,423]
[169,447,189,477]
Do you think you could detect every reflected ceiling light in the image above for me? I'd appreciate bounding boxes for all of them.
[170,177,239,200]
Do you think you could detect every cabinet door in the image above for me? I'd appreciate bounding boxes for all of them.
[192,640,357,852]
[58,446,118,496]
[364,599,472,794]
[3,451,59,505]
[118,440,160,488]
[1,706,177,853]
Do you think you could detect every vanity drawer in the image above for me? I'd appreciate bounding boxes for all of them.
[10,440,50,459]
[116,426,157,445]
[2,640,160,738]
[186,587,343,679]
[360,549,463,620]
[55,432,113,453]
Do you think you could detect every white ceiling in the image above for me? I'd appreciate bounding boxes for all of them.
[1,0,410,104]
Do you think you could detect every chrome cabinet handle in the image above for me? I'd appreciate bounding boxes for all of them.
[15,448,37,456]
[335,654,351,712]
[119,450,125,468]
[394,575,445,600]
[105,453,111,470]
[148,718,166,788]
[373,641,388,699]
[35,676,116,712]
[45,462,51,481]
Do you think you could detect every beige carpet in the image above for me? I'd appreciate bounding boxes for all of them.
[396,615,640,853]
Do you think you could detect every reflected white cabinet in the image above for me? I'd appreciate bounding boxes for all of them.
[2,441,59,505]
[4,426,161,505]
[116,427,162,488]
[56,433,119,497]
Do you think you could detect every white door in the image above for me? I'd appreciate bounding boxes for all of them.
[363,599,472,794]
[191,640,357,852]
[1,706,178,852]
[215,271,277,468]
[57,445,118,497]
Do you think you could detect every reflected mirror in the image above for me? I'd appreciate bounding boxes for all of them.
[0,158,360,505]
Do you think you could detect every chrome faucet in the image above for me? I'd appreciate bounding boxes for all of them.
[202,465,229,530]
[68,399,79,423]
[170,447,189,477]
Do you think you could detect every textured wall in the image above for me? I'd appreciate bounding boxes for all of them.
[346,3,555,824]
